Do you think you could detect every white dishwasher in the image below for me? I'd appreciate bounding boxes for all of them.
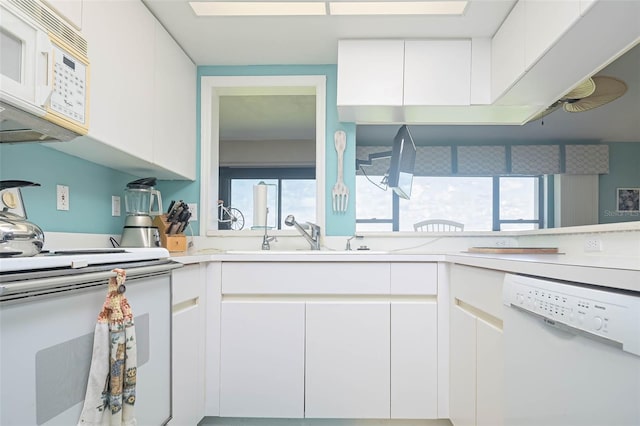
[503,273,640,426]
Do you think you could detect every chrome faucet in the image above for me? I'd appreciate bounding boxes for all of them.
[261,207,276,250]
[285,214,321,250]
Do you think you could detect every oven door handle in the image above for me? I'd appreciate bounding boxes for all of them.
[0,262,181,299]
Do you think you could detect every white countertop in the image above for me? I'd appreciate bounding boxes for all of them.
[171,249,640,293]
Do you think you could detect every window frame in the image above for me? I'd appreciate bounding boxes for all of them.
[355,175,545,232]
[219,166,316,230]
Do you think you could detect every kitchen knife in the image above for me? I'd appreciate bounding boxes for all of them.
[177,211,191,233]
[166,200,175,214]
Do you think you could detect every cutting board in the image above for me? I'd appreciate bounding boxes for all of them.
[468,247,559,254]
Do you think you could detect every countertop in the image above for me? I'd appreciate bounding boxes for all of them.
[171,249,640,293]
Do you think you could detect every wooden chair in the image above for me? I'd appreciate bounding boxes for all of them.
[413,219,464,232]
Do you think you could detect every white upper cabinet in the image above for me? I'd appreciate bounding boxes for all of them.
[490,0,526,102]
[152,21,196,180]
[337,39,405,106]
[524,0,581,70]
[82,0,155,160]
[48,0,196,180]
[404,39,471,106]
[337,39,472,108]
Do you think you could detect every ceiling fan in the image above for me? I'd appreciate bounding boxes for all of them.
[530,75,628,122]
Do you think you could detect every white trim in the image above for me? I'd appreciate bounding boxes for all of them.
[199,75,327,237]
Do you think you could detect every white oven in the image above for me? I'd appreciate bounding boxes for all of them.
[0,249,179,425]
[0,0,89,142]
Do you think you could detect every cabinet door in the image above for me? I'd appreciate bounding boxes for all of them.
[391,302,438,419]
[450,304,477,426]
[152,21,196,180]
[171,264,205,425]
[524,0,580,70]
[404,40,472,106]
[476,319,504,426]
[305,302,391,419]
[219,301,305,418]
[82,0,154,159]
[337,39,404,106]
[491,0,526,101]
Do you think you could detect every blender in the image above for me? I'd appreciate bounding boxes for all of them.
[120,177,162,248]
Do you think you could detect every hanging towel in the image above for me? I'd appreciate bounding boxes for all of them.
[78,269,137,426]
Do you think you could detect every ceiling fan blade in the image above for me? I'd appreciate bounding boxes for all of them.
[563,76,627,113]
[562,77,596,100]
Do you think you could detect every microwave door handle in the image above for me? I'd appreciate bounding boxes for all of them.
[35,32,53,107]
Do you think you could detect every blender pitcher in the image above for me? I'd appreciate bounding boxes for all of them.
[124,177,163,217]
[120,177,162,247]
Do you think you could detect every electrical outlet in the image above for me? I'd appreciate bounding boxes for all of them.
[187,203,198,221]
[584,237,603,252]
[112,196,121,216]
[495,240,509,247]
[56,185,69,211]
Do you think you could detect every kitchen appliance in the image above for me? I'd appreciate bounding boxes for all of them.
[0,247,179,425]
[0,180,44,256]
[120,177,162,248]
[503,273,640,426]
[0,0,90,143]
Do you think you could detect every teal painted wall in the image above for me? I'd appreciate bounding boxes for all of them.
[0,143,137,234]
[600,142,640,223]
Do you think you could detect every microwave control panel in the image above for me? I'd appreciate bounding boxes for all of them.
[50,43,87,125]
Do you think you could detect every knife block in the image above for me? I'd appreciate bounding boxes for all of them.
[153,215,187,252]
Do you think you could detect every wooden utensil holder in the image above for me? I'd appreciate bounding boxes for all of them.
[153,215,187,252]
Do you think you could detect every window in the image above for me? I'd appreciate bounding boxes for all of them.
[220,167,315,230]
[356,175,543,232]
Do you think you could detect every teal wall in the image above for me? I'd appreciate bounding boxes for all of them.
[0,143,137,234]
[600,142,640,223]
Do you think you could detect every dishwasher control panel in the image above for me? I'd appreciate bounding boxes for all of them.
[504,274,640,356]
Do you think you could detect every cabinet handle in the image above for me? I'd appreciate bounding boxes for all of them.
[172,296,199,314]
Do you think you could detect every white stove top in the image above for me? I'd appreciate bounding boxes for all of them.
[0,247,170,273]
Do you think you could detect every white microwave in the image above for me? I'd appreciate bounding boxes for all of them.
[0,0,89,143]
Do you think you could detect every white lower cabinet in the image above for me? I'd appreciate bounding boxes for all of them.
[450,304,478,426]
[217,261,440,420]
[391,301,438,419]
[476,320,503,426]
[449,264,504,426]
[219,301,305,418]
[171,264,206,425]
[305,302,391,419]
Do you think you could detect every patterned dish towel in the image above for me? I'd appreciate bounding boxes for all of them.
[78,269,137,426]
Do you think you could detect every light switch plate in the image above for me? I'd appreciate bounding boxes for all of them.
[112,196,121,216]
[56,185,69,211]
[188,203,197,221]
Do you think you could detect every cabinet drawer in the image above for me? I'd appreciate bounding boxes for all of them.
[450,264,504,320]
[172,264,202,305]
[221,262,390,295]
[390,263,437,295]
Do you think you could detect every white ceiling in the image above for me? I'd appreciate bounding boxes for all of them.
[143,0,640,143]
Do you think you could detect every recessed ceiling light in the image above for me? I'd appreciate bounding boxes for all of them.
[189,1,327,16]
[329,1,468,16]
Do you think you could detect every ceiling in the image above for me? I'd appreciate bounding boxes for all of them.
[144,0,640,144]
